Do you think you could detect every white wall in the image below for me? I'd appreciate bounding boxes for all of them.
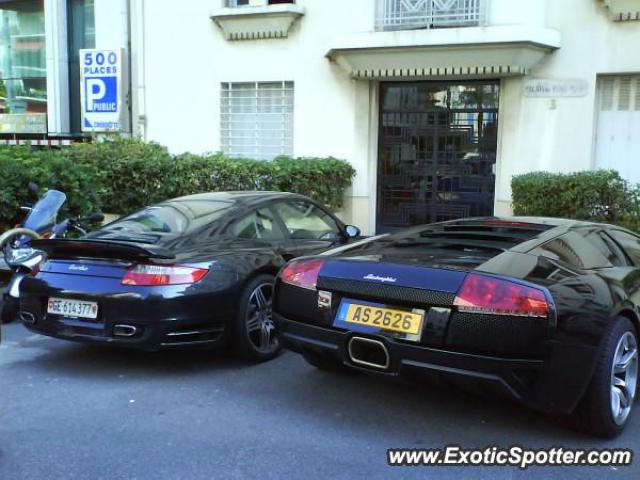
[94,0,129,50]
[133,0,372,157]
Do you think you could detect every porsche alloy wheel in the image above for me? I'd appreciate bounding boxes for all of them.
[234,274,280,362]
[246,282,277,355]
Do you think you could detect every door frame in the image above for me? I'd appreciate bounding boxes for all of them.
[368,81,381,236]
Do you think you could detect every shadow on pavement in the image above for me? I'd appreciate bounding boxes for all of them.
[7,331,249,377]
[264,360,600,444]
[4,320,636,446]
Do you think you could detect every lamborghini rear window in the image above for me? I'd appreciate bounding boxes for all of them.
[385,220,551,253]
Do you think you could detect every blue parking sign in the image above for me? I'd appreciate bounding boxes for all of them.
[85,77,117,112]
[80,49,126,132]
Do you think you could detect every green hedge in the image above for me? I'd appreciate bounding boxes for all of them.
[0,138,356,231]
[0,147,102,231]
[511,170,640,232]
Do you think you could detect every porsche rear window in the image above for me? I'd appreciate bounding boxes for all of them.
[97,200,234,237]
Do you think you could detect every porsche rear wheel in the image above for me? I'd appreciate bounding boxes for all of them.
[234,274,280,362]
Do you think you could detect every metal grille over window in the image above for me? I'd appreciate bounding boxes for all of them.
[221,81,294,161]
[376,0,487,31]
[226,0,295,6]
[376,81,499,232]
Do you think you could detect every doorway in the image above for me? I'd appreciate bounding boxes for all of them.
[376,80,499,232]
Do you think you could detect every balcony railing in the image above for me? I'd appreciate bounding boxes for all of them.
[376,0,487,31]
[226,0,294,7]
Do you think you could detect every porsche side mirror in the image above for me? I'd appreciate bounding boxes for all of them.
[344,225,361,238]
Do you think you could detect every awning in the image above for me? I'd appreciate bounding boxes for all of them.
[327,26,562,80]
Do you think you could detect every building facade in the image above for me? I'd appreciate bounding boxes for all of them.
[129,0,640,234]
[4,0,640,234]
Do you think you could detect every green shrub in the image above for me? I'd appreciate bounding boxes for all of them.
[68,138,174,213]
[511,170,640,232]
[169,154,356,211]
[0,147,102,230]
[0,138,356,231]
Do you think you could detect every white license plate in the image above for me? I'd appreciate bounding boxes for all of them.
[47,297,99,320]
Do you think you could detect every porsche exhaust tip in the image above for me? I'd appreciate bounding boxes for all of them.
[20,311,36,324]
[348,337,390,370]
[114,325,137,337]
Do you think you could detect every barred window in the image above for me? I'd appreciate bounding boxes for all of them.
[221,81,294,160]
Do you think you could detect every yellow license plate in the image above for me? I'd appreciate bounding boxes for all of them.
[344,304,424,335]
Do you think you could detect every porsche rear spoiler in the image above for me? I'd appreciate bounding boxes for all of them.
[30,239,175,261]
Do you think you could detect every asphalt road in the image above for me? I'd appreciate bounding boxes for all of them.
[1,298,639,479]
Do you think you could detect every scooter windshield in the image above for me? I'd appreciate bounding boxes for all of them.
[23,190,67,234]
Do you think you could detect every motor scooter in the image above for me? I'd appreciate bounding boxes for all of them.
[0,186,103,327]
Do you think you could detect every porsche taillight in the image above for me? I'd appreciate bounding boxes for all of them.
[28,260,45,277]
[279,258,325,290]
[122,264,208,286]
[453,273,549,318]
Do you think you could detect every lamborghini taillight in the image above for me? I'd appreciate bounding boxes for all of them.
[454,273,549,318]
[279,258,325,290]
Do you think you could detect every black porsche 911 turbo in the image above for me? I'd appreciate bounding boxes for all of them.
[18,191,360,361]
[273,217,640,437]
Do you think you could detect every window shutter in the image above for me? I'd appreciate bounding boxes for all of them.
[595,75,640,184]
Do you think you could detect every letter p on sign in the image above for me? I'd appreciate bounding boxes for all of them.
[87,79,106,111]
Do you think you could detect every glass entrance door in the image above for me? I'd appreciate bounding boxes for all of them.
[376,81,499,233]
